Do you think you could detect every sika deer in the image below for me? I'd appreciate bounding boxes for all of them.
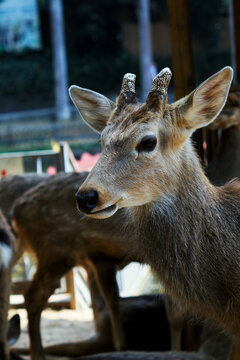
[8,171,203,359]
[3,173,180,359]
[1,173,131,359]
[71,66,240,358]
[11,172,142,360]
[0,210,16,360]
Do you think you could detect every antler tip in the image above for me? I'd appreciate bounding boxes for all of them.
[152,67,172,94]
[121,73,136,94]
[159,67,172,76]
[123,73,136,81]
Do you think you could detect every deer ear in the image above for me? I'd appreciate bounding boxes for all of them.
[69,86,116,133]
[178,67,233,131]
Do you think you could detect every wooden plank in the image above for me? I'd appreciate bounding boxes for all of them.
[167,0,204,160]
[167,0,195,99]
[66,270,76,309]
[10,293,71,310]
[233,0,240,83]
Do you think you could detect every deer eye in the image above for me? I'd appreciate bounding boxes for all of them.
[137,136,157,152]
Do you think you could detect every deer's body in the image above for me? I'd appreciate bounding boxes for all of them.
[11,172,141,360]
[71,66,240,357]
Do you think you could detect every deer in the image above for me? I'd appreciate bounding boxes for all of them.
[70,66,240,359]
[8,84,240,359]
[10,85,240,359]
[0,173,186,359]
[10,171,207,360]
[10,171,143,360]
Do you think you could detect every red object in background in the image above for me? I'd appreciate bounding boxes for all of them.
[77,152,100,172]
[45,153,100,174]
[1,169,7,177]
[47,166,57,175]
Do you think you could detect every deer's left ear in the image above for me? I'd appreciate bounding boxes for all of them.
[176,66,233,131]
[69,86,116,133]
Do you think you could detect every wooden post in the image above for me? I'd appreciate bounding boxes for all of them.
[50,0,70,121]
[167,0,203,160]
[233,0,240,83]
[66,270,76,309]
[167,0,195,99]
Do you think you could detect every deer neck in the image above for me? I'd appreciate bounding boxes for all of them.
[129,144,224,306]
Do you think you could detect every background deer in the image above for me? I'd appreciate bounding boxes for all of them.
[10,172,143,360]
[71,66,240,359]
[0,210,17,360]
[0,172,184,359]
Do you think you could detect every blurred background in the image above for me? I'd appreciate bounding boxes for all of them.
[0,0,237,157]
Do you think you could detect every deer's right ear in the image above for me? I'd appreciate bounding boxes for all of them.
[69,86,116,133]
[175,66,233,133]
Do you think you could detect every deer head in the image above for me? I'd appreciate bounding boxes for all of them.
[70,67,233,219]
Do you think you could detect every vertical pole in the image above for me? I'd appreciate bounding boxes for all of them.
[66,270,76,309]
[138,0,154,100]
[232,0,240,83]
[167,0,203,160]
[50,0,70,120]
[167,0,195,99]
[36,157,43,174]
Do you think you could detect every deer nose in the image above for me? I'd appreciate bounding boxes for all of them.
[75,190,99,213]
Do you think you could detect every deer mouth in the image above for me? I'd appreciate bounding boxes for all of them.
[88,201,119,219]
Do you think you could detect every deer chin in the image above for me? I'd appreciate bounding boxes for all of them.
[87,202,119,219]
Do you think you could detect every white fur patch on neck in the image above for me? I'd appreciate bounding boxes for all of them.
[0,243,12,269]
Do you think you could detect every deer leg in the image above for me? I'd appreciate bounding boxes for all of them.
[0,269,11,360]
[24,260,72,360]
[92,260,126,351]
[86,267,107,331]
[44,266,113,357]
[164,295,187,351]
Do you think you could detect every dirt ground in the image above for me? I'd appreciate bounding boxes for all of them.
[10,307,95,360]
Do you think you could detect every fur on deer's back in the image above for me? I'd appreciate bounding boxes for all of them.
[0,174,48,224]
[12,172,136,262]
